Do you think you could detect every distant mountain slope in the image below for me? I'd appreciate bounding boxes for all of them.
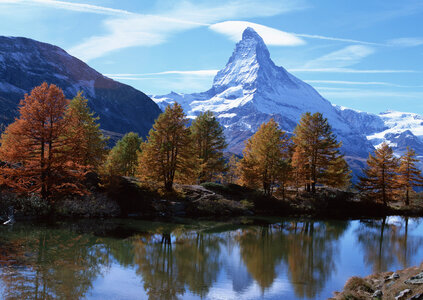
[338,108,423,158]
[0,36,161,137]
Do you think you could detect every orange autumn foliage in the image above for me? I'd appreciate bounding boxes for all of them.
[0,82,86,200]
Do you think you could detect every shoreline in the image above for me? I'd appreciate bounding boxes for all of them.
[3,177,423,222]
[331,263,423,300]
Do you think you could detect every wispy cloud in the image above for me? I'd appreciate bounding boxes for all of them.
[350,1,423,28]
[295,33,381,46]
[304,45,375,68]
[105,70,219,79]
[318,89,423,99]
[289,68,417,73]
[64,0,305,61]
[1,0,306,61]
[210,20,381,46]
[305,80,423,87]
[209,21,305,46]
[0,0,134,16]
[387,37,423,47]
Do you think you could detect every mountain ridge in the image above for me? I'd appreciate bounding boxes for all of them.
[0,35,161,137]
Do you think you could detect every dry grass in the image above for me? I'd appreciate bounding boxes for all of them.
[331,263,423,300]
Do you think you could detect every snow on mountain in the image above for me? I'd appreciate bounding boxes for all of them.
[365,111,423,155]
[335,105,423,155]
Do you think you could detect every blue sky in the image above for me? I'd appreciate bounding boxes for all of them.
[1,0,423,114]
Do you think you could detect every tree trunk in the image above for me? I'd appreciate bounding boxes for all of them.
[164,180,173,192]
[405,188,410,206]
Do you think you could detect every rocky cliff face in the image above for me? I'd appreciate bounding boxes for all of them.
[0,36,161,137]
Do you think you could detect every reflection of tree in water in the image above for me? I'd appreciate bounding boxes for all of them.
[237,226,285,291]
[356,217,423,273]
[284,221,348,299]
[237,220,348,298]
[131,231,221,300]
[0,225,110,299]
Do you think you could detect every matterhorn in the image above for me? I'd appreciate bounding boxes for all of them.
[153,27,423,175]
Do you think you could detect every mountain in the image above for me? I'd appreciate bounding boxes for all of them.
[152,28,376,170]
[339,108,423,157]
[153,27,423,177]
[0,36,161,137]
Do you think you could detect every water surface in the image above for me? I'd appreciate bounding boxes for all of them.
[0,217,422,299]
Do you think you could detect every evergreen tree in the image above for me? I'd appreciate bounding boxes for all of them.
[105,132,142,177]
[65,92,108,170]
[292,112,350,193]
[138,103,198,191]
[358,142,399,205]
[191,111,227,183]
[238,118,291,197]
[397,147,423,205]
[0,83,85,199]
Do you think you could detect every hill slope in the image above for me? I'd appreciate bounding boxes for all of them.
[0,36,161,137]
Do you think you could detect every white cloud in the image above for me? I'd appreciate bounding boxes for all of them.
[210,20,382,46]
[209,21,305,46]
[305,45,375,68]
[0,0,134,16]
[65,0,304,61]
[388,37,423,47]
[69,15,203,61]
[289,68,417,73]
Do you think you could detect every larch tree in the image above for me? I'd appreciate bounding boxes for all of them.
[291,146,309,193]
[65,92,108,171]
[0,82,85,200]
[397,147,423,205]
[138,103,198,191]
[105,132,142,177]
[191,111,227,183]
[322,155,352,189]
[222,154,239,184]
[238,118,291,197]
[358,142,399,205]
[292,112,350,193]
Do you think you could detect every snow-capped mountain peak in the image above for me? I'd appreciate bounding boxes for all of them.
[152,28,423,177]
[212,27,275,92]
[152,28,367,155]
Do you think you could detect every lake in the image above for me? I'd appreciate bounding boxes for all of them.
[0,217,422,299]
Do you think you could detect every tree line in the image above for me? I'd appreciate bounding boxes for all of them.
[0,83,421,206]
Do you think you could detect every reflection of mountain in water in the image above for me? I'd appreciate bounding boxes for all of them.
[220,235,254,293]
[0,218,422,300]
